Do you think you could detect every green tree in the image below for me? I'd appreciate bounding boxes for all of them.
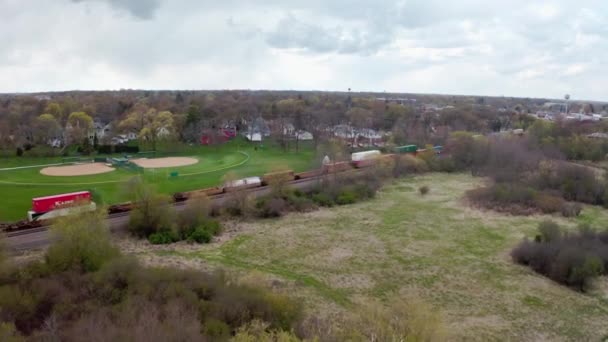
[127,177,174,238]
[44,102,64,123]
[34,114,62,145]
[66,111,93,145]
[120,108,174,150]
[45,209,119,273]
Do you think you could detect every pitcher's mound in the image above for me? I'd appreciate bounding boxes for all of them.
[130,157,198,169]
[41,163,115,176]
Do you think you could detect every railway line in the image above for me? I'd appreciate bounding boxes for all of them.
[4,174,333,252]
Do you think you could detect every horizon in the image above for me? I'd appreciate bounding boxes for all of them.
[1,88,605,104]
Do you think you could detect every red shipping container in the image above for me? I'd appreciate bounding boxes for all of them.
[32,191,91,213]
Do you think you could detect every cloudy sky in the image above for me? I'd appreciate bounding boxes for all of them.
[1,0,606,100]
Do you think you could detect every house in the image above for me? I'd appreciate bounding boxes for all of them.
[200,128,236,145]
[295,130,313,141]
[246,117,271,137]
[93,120,112,139]
[587,132,608,140]
[244,132,262,142]
[48,138,62,148]
[157,127,171,137]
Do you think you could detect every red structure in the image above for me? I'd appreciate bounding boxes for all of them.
[32,191,91,213]
[200,128,237,145]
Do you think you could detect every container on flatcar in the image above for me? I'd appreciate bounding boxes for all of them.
[351,150,382,167]
[32,191,91,214]
[223,177,262,192]
[395,145,418,154]
[261,170,295,185]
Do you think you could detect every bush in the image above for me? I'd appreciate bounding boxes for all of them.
[534,193,564,214]
[187,227,212,244]
[286,195,316,212]
[537,220,561,243]
[0,253,304,339]
[15,147,23,157]
[256,197,287,218]
[561,202,582,217]
[419,185,430,196]
[511,221,608,292]
[393,155,428,176]
[312,193,334,207]
[127,178,174,238]
[336,190,357,205]
[46,210,119,273]
[148,231,178,245]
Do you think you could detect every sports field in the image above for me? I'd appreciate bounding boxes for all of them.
[0,139,316,221]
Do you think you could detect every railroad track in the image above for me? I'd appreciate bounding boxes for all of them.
[3,173,344,251]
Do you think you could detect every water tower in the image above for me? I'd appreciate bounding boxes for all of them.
[564,94,570,114]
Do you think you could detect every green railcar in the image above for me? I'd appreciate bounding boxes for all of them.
[395,145,417,153]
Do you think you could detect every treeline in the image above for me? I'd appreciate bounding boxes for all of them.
[0,88,560,157]
[512,221,608,291]
[434,129,608,216]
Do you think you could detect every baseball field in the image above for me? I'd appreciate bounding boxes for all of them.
[0,139,316,221]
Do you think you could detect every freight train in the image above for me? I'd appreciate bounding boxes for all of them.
[2,146,431,231]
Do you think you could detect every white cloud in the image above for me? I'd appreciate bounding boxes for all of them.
[0,0,606,100]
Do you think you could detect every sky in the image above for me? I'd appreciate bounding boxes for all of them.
[1,0,607,100]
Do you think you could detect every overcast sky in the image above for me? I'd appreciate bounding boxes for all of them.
[1,0,606,100]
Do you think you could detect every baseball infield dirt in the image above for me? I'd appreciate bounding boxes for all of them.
[40,163,116,176]
[130,157,198,169]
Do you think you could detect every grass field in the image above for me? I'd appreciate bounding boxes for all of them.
[126,173,608,341]
[0,138,316,221]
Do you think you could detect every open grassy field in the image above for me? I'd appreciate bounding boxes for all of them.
[126,173,608,341]
[0,139,316,221]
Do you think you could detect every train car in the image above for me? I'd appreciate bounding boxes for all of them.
[395,145,417,154]
[323,161,353,173]
[224,176,262,192]
[351,150,382,168]
[294,169,323,180]
[107,202,134,214]
[261,170,295,186]
[202,187,224,196]
[28,191,95,221]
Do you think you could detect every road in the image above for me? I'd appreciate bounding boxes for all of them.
[6,176,326,252]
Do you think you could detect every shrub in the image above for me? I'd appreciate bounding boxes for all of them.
[127,178,174,238]
[312,193,334,207]
[203,318,231,339]
[537,221,561,243]
[256,197,287,218]
[336,190,357,205]
[148,231,178,245]
[15,147,23,157]
[534,193,564,214]
[419,185,430,196]
[561,202,582,217]
[0,322,24,342]
[46,210,119,273]
[511,221,608,292]
[286,195,316,212]
[435,156,456,172]
[393,155,428,176]
[187,227,212,244]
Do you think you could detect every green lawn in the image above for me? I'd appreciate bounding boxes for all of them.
[0,139,317,221]
[139,173,608,341]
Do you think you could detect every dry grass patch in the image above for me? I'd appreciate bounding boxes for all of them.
[119,172,608,341]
